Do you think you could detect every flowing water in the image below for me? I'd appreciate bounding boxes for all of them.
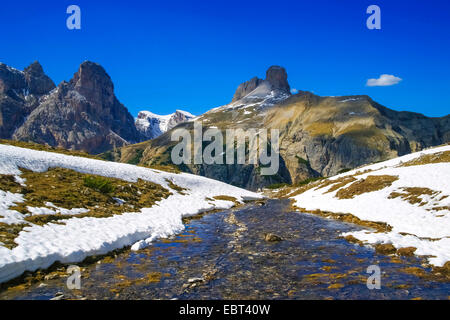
[1,199,449,300]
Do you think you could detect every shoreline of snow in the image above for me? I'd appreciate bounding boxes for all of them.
[0,144,262,284]
[291,145,450,267]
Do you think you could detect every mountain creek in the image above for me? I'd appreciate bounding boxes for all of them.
[1,199,449,300]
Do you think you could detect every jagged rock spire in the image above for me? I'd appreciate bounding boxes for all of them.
[231,66,291,102]
[265,65,290,93]
[24,61,55,94]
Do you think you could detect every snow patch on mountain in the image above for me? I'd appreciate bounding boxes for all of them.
[135,109,195,139]
[291,145,450,267]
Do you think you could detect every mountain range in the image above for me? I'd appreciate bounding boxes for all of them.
[109,66,450,189]
[1,61,449,189]
[0,61,192,153]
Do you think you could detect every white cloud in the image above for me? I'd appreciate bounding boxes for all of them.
[366,74,402,87]
[290,88,298,94]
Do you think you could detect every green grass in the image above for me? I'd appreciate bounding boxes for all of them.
[83,176,115,194]
[295,177,323,186]
[295,155,310,166]
[127,149,144,165]
[0,167,174,248]
[266,183,289,189]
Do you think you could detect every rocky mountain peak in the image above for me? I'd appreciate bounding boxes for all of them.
[0,61,54,96]
[23,61,55,95]
[0,63,26,94]
[232,77,264,102]
[265,65,290,93]
[24,61,44,76]
[69,61,114,110]
[1,60,143,153]
[0,61,56,138]
[231,66,291,103]
[135,109,195,139]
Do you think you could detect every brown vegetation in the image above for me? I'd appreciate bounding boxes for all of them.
[374,243,397,255]
[399,151,450,167]
[389,187,440,206]
[292,205,392,233]
[335,175,398,199]
[0,167,172,248]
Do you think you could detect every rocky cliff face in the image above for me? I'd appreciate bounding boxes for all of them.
[1,61,143,153]
[265,65,290,93]
[0,61,56,138]
[110,66,450,190]
[232,77,264,102]
[231,66,291,106]
[264,92,450,183]
[135,109,195,139]
[23,61,56,95]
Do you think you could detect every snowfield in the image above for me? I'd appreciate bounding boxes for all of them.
[135,110,195,138]
[0,144,262,284]
[291,145,450,267]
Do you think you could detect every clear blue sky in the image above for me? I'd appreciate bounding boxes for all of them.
[1,0,449,117]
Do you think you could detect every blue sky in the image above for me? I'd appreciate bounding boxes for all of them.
[1,0,449,117]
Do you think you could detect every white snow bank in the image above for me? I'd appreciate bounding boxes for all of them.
[333,145,450,179]
[292,145,450,266]
[27,204,89,216]
[0,144,262,283]
[0,190,25,225]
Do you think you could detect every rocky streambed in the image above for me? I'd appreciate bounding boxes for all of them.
[1,199,449,300]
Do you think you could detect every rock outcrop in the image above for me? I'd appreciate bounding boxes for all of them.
[231,66,290,104]
[23,61,55,95]
[265,65,290,93]
[232,77,264,102]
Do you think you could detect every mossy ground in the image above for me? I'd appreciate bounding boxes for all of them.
[267,174,370,199]
[324,176,358,194]
[335,175,398,199]
[212,195,239,205]
[165,179,188,194]
[0,167,172,248]
[292,205,392,233]
[0,223,29,250]
[389,187,440,206]
[400,150,450,167]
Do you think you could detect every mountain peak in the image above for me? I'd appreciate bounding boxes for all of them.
[69,61,114,107]
[72,61,112,86]
[0,63,26,94]
[232,77,264,102]
[0,61,55,95]
[265,65,290,93]
[175,109,195,118]
[231,66,291,103]
[24,61,44,75]
[23,61,55,95]
[10,61,141,153]
[136,109,195,139]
